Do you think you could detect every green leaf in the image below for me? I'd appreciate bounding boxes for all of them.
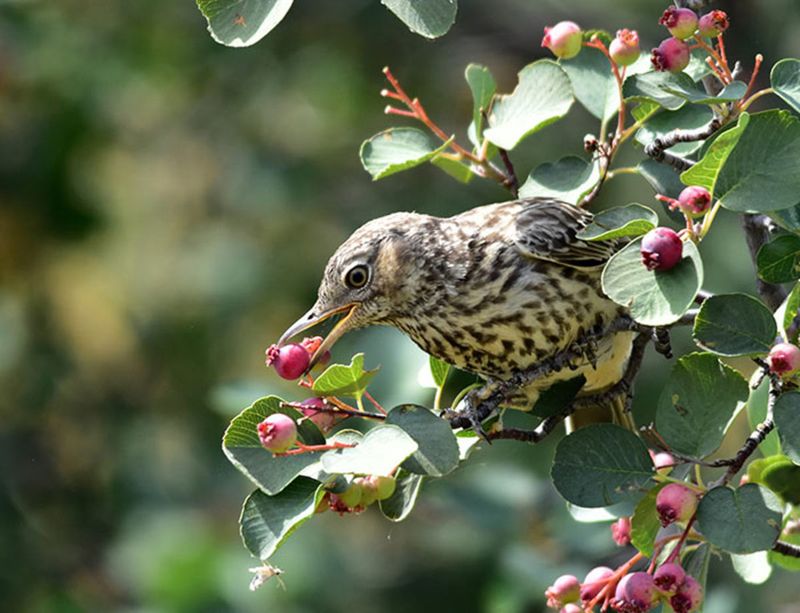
[623,72,687,111]
[713,110,800,212]
[692,293,777,356]
[560,46,619,122]
[577,204,658,241]
[731,552,773,585]
[746,377,782,458]
[386,404,459,477]
[768,204,800,234]
[518,156,600,205]
[240,478,322,559]
[360,128,451,180]
[757,234,800,283]
[632,100,661,124]
[770,531,800,571]
[682,542,712,590]
[196,0,293,47]
[551,424,654,508]
[380,0,457,39]
[680,113,749,193]
[484,60,573,150]
[223,396,325,495]
[655,352,749,458]
[602,238,703,326]
[636,105,714,156]
[465,63,496,142]
[320,424,417,477]
[638,158,686,199]
[696,484,783,554]
[774,391,800,464]
[531,375,586,419]
[771,58,800,114]
[312,353,378,399]
[780,282,800,342]
[431,153,474,183]
[748,455,800,505]
[428,355,451,388]
[379,469,424,521]
[630,483,668,557]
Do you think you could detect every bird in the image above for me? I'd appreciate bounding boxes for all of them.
[278,196,636,429]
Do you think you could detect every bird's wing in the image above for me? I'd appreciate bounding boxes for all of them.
[512,198,621,269]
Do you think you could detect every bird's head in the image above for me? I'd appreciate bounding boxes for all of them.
[278,212,422,369]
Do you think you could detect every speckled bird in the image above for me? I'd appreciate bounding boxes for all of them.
[279,197,633,413]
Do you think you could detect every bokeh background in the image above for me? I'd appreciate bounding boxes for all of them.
[2,0,800,611]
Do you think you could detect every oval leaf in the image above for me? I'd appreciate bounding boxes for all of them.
[196,0,294,47]
[321,424,418,477]
[774,391,800,464]
[360,128,451,180]
[519,156,600,205]
[379,469,424,521]
[387,404,459,476]
[561,46,620,122]
[630,483,668,557]
[380,0,457,39]
[757,234,800,283]
[577,204,658,241]
[428,355,451,388]
[771,58,800,115]
[692,293,777,356]
[465,63,496,142]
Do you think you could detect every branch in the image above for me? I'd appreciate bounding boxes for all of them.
[644,117,722,171]
[741,213,787,311]
[772,540,800,558]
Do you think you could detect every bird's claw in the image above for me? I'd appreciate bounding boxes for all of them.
[443,389,494,443]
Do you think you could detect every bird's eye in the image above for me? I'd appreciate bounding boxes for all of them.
[344,264,370,289]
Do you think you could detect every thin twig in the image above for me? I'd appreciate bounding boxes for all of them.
[741,214,787,311]
[772,540,800,558]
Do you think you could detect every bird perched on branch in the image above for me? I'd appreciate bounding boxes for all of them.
[279,197,636,432]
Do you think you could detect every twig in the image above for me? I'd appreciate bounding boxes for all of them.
[280,400,386,421]
[772,540,800,558]
[497,148,519,197]
[741,213,787,311]
[644,117,722,171]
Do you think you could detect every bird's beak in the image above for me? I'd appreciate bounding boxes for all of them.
[277,303,360,370]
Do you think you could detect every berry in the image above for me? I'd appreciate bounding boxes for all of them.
[545,575,581,609]
[328,494,352,514]
[581,566,614,602]
[677,186,712,216]
[338,482,363,509]
[374,475,396,500]
[670,575,703,613]
[609,29,641,67]
[641,228,683,271]
[300,336,331,368]
[611,517,632,546]
[265,343,310,380]
[651,38,690,73]
[659,7,698,40]
[257,413,298,453]
[768,342,800,376]
[299,397,339,433]
[354,476,379,507]
[653,562,686,596]
[697,10,729,38]
[650,450,676,474]
[541,21,583,60]
[613,572,657,613]
[656,483,698,527]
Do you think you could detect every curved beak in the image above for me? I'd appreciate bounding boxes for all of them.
[278,303,360,370]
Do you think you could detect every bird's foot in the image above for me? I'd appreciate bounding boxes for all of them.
[443,384,501,443]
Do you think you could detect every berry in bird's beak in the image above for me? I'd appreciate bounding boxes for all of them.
[266,343,310,380]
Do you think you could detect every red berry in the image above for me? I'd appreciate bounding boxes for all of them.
[609,29,641,67]
[265,343,310,380]
[545,575,581,609]
[656,483,698,527]
[651,38,691,73]
[541,21,583,60]
[614,572,657,613]
[641,228,683,271]
[581,566,614,602]
[677,186,712,216]
[659,7,698,40]
[768,342,800,376]
[653,562,686,596]
[697,10,729,37]
[670,575,703,613]
[611,516,632,546]
[299,397,339,433]
[257,413,297,453]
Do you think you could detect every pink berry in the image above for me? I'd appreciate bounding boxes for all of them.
[650,450,676,473]
[697,10,729,38]
[653,562,686,596]
[257,413,297,453]
[613,572,657,613]
[670,575,703,613]
[641,227,683,271]
[656,483,698,527]
[609,29,641,67]
[265,343,310,380]
[677,186,712,216]
[541,21,583,60]
[651,38,691,73]
[299,397,339,433]
[546,575,581,608]
[581,566,614,602]
[659,7,698,40]
[768,342,800,376]
[611,517,632,546]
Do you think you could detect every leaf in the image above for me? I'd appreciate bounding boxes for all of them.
[713,110,800,212]
[518,156,600,205]
[484,60,574,150]
[731,552,773,585]
[560,46,620,122]
[748,455,800,505]
[223,396,325,495]
[380,0,457,39]
[638,158,686,199]
[431,153,474,183]
[757,234,800,283]
[635,105,714,156]
[774,391,800,464]
[655,352,749,458]
[623,72,687,111]
[632,99,661,124]
[780,282,800,342]
[386,405,459,477]
[768,204,800,234]
[379,469,424,521]
[531,375,586,419]
[696,484,783,554]
[680,113,749,193]
[312,353,378,399]
[359,128,451,180]
[577,204,658,241]
[551,424,654,508]
[746,376,782,458]
[196,0,294,47]
[240,478,322,559]
[692,293,777,356]
[601,238,703,326]
[682,542,712,589]
[771,58,800,114]
[320,425,417,477]
[465,64,496,142]
[428,355,451,388]
[630,483,668,557]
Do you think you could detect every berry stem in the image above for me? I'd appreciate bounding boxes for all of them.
[666,515,697,564]
[693,36,733,83]
[738,86,774,112]
[363,390,387,415]
[738,54,764,109]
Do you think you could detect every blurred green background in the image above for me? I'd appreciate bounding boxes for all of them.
[2,0,800,611]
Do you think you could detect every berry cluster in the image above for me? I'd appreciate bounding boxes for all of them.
[322,475,397,515]
[652,7,729,73]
